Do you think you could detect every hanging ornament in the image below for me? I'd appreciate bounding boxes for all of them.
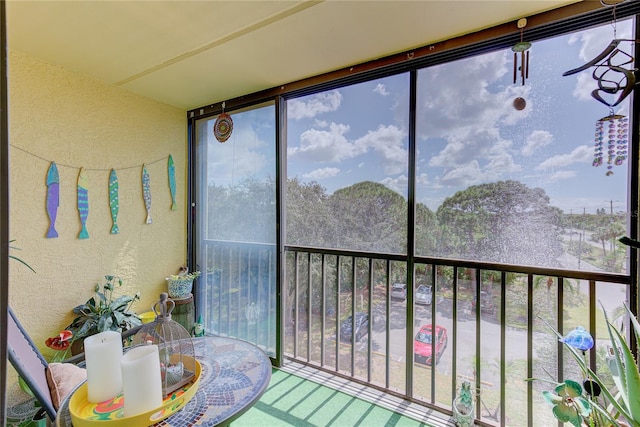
[593,112,628,176]
[563,3,637,176]
[213,101,233,143]
[512,18,531,87]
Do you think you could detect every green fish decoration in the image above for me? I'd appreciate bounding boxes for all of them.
[142,164,152,224]
[77,168,89,239]
[109,169,119,234]
[168,154,177,211]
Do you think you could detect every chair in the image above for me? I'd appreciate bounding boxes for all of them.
[7,306,143,421]
[7,306,58,420]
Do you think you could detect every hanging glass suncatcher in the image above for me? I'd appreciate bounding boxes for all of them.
[593,112,628,176]
[562,0,638,176]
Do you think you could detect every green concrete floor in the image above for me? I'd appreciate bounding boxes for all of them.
[232,368,433,427]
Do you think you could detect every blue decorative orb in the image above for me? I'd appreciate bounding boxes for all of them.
[561,326,594,352]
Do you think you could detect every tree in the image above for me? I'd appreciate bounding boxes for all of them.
[286,177,334,247]
[436,180,563,267]
[328,181,408,253]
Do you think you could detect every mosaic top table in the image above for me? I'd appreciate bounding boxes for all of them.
[55,336,272,427]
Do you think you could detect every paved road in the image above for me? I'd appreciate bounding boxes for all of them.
[359,298,529,386]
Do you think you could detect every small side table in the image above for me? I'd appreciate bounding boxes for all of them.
[55,335,272,426]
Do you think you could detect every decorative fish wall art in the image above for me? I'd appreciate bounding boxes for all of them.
[77,168,89,239]
[168,154,177,211]
[142,164,152,224]
[109,169,119,234]
[45,162,59,238]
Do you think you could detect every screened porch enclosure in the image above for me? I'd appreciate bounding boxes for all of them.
[190,11,639,427]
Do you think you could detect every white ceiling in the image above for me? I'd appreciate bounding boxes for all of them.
[6,1,581,111]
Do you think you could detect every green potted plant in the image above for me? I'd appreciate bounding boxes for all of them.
[166,267,200,299]
[65,275,142,354]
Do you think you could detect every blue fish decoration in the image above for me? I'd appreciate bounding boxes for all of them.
[77,168,89,239]
[109,169,119,234]
[142,164,152,224]
[45,162,59,238]
[168,155,177,211]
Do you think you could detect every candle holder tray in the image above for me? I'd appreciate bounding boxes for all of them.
[68,356,201,427]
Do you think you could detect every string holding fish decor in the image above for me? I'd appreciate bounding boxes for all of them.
[142,164,152,224]
[35,151,175,238]
[168,154,177,211]
[109,169,119,234]
[213,102,233,143]
[45,161,60,238]
[77,168,90,239]
[562,2,638,176]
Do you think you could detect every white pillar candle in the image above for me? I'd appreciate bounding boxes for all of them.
[84,330,123,403]
[121,344,163,417]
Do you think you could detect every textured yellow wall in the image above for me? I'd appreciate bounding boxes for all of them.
[7,50,187,360]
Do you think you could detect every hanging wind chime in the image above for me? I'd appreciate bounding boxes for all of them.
[562,4,637,176]
[512,18,531,111]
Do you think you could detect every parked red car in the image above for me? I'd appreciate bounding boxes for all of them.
[414,324,448,365]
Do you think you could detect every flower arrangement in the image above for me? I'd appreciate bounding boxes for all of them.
[534,303,640,427]
[65,275,141,346]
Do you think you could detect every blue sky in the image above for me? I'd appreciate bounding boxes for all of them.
[205,18,633,216]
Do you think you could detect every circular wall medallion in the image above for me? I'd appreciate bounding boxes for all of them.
[213,113,233,143]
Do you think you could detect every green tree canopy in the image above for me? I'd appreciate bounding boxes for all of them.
[435,180,563,266]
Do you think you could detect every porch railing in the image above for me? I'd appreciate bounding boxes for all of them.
[283,245,632,427]
[196,240,632,426]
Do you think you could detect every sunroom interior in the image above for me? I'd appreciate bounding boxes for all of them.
[3,1,640,426]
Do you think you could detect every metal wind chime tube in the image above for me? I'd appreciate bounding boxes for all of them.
[512,18,531,86]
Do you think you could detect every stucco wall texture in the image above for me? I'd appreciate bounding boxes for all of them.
[7,50,188,360]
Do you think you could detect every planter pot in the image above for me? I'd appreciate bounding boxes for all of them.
[167,277,195,299]
[452,399,474,427]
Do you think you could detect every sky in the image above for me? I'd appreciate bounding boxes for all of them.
[203,18,634,217]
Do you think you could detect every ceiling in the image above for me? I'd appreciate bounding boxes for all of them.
[6,1,582,111]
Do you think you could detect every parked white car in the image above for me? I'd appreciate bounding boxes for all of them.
[391,283,407,300]
[415,284,432,305]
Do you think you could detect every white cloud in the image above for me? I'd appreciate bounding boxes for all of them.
[289,122,407,175]
[354,125,407,174]
[303,167,340,180]
[418,51,514,140]
[440,161,483,187]
[288,90,342,120]
[521,130,554,156]
[485,153,521,177]
[546,170,577,182]
[287,122,359,162]
[374,83,389,96]
[536,145,592,170]
[380,173,428,194]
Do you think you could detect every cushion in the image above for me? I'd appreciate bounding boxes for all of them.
[46,362,86,409]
